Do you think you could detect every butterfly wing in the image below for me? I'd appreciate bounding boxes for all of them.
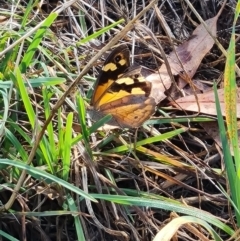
[91,44,156,128]
[91,44,130,108]
[99,67,156,128]
[100,95,156,128]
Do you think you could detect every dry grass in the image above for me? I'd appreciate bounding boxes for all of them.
[0,0,238,241]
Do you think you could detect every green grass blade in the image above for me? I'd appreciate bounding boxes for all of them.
[5,128,28,161]
[107,127,187,153]
[76,94,89,142]
[67,193,86,241]
[0,89,9,135]
[10,210,80,217]
[20,12,58,72]
[77,19,124,46]
[222,2,240,225]
[88,114,113,133]
[0,230,20,241]
[10,70,35,128]
[213,83,240,221]
[92,194,234,236]
[0,77,65,89]
[20,0,35,28]
[62,112,73,181]
[0,159,97,202]
[11,69,54,172]
[42,88,56,160]
[76,94,92,158]
[57,108,64,159]
[224,1,240,168]
[72,112,113,147]
[78,10,87,36]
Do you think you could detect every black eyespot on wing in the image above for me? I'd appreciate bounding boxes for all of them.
[99,45,130,84]
[114,54,122,63]
[91,44,130,106]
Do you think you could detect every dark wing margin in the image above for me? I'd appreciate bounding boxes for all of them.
[91,44,130,107]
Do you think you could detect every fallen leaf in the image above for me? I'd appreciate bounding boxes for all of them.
[172,88,240,117]
[201,121,240,155]
[165,16,217,78]
[153,13,220,98]
[148,71,172,104]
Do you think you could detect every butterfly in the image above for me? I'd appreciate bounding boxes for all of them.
[91,44,156,128]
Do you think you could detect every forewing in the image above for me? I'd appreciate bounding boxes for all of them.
[97,66,152,107]
[91,44,130,107]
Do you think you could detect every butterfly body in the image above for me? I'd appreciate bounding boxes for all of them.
[91,44,156,128]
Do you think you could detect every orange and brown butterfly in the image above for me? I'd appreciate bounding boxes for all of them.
[91,44,156,128]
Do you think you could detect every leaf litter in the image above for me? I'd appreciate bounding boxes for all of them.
[0,1,238,241]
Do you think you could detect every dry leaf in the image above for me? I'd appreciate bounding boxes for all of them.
[154,14,219,97]
[148,71,172,103]
[201,121,240,155]
[172,88,240,117]
[166,16,217,78]
[32,183,65,206]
